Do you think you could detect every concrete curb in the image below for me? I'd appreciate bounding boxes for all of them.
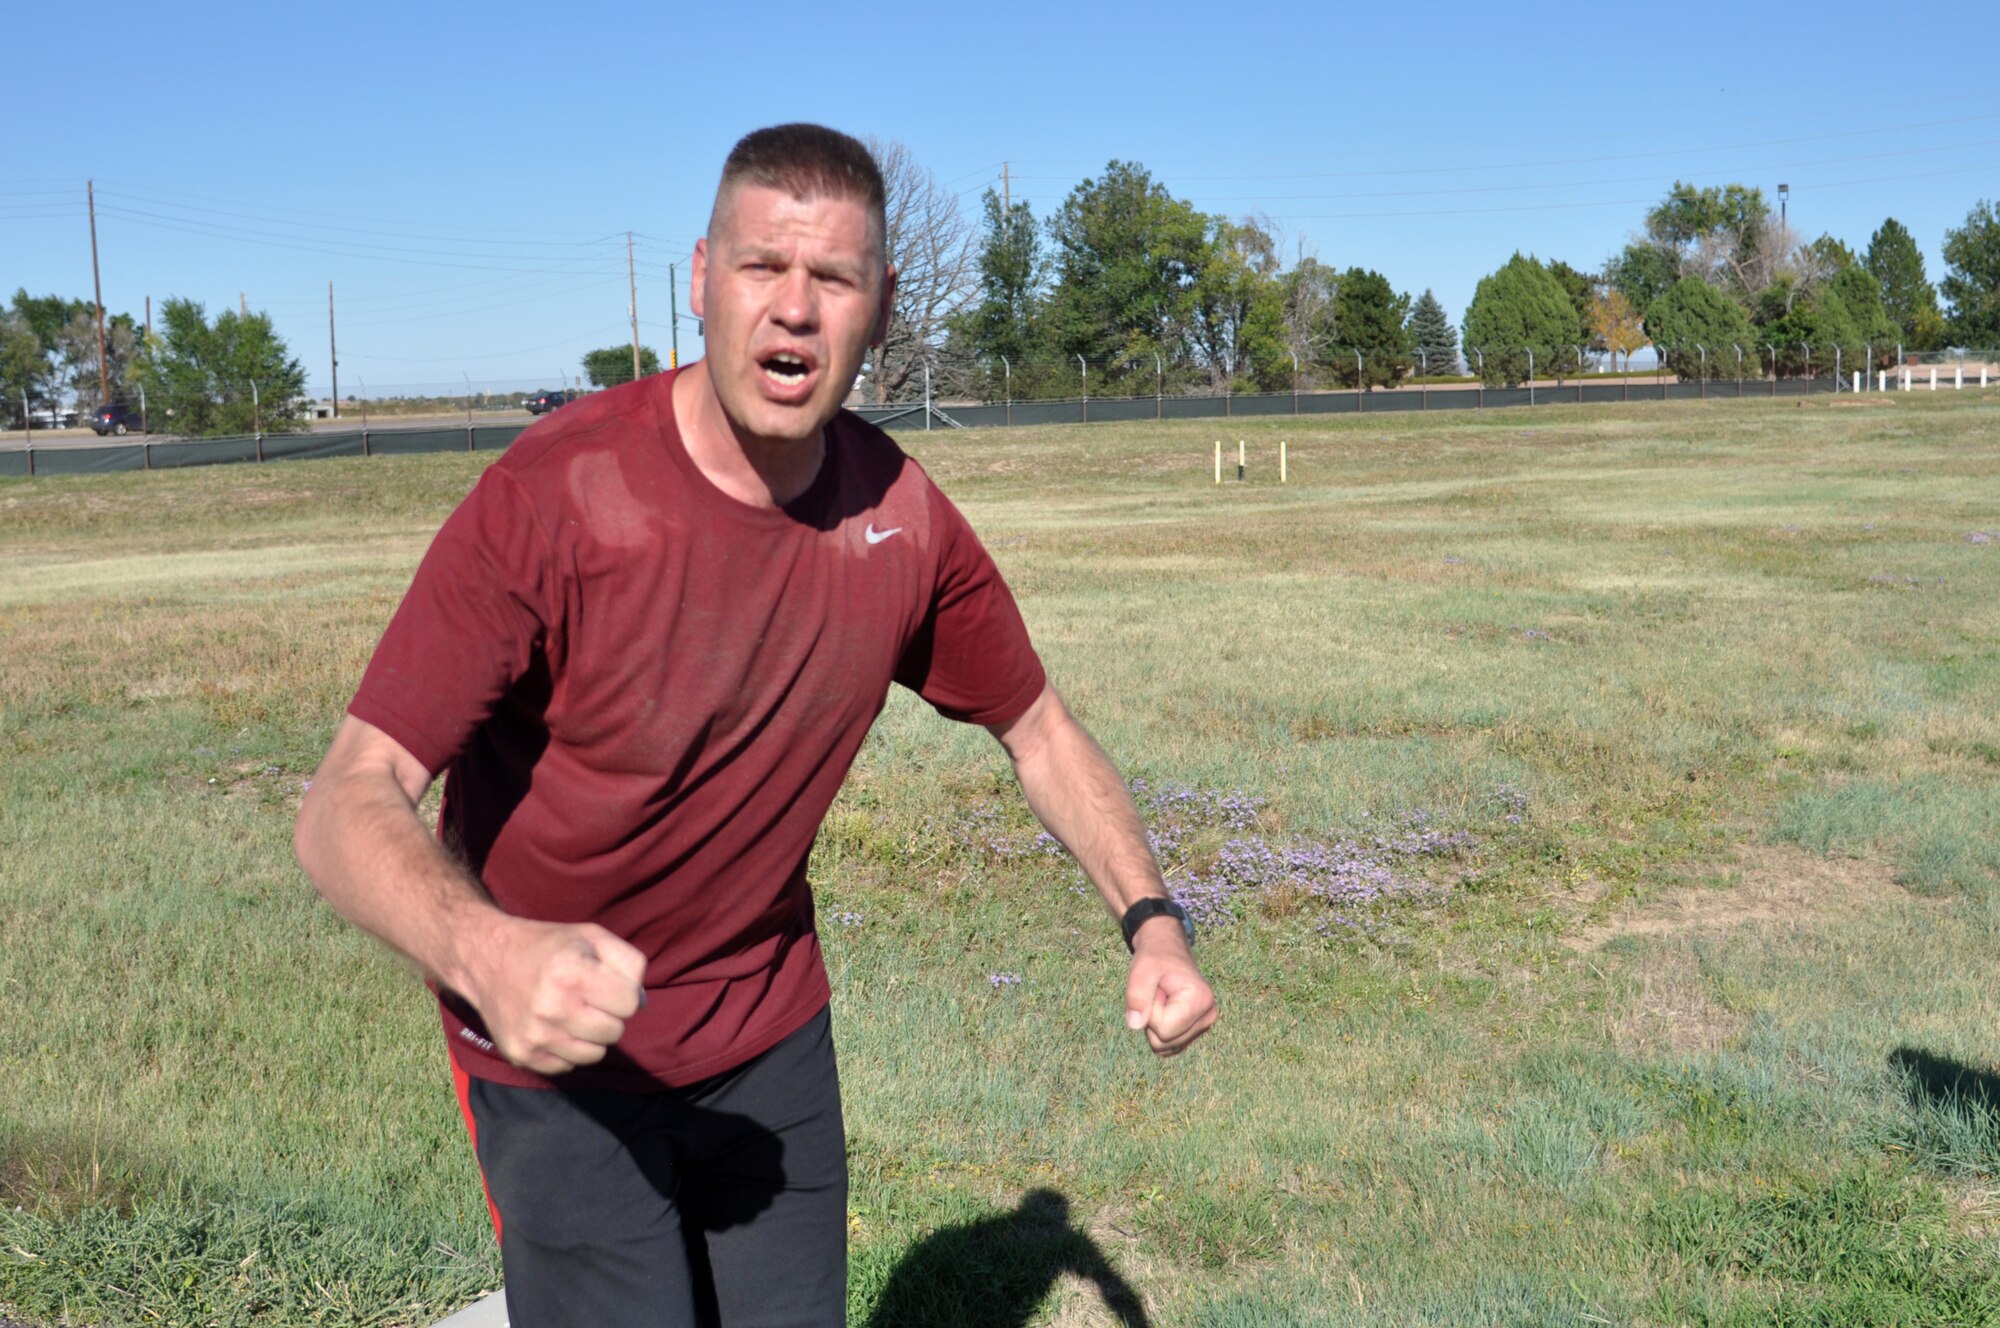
[431,1290,508,1328]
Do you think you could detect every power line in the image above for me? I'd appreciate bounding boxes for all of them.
[94,201,627,264]
[339,323,633,363]
[94,187,628,254]
[256,259,625,313]
[93,206,633,274]
[339,277,629,331]
[91,178,625,239]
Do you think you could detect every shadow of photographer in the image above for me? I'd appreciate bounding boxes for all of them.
[864,1188,1150,1328]
[1890,1045,2000,1118]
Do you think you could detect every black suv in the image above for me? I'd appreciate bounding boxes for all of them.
[524,389,577,415]
[91,402,147,436]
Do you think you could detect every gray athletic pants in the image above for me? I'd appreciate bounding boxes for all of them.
[465,1006,847,1328]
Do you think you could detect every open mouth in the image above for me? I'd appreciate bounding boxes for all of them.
[760,351,817,394]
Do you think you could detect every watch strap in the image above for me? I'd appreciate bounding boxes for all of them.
[1121,897,1192,952]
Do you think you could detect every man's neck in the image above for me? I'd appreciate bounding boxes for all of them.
[672,363,825,508]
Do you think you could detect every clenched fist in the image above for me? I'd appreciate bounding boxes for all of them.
[460,920,647,1075]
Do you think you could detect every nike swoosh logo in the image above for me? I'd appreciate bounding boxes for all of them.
[864,523,902,545]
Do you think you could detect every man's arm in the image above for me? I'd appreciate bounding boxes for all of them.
[989,684,1217,1056]
[293,714,644,1076]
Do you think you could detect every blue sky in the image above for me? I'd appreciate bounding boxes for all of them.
[7,0,1996,397]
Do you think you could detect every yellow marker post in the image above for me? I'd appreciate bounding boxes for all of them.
[1237,440,1245,483]
[1281,439,1288,483]
[1214,440,1221,484]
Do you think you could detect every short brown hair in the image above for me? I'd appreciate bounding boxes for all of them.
[711,123,887,254]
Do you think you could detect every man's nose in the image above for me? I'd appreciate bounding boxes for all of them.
[769,268,818,331]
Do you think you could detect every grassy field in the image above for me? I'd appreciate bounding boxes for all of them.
[2,392,1998,1326]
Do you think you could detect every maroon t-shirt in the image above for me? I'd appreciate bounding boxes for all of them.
[348,369,1045,1090]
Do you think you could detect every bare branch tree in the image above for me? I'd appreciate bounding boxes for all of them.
[867,138,978,404]
[1281,256,1340,388]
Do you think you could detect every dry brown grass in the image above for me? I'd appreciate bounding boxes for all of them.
[1567,843,1919,954]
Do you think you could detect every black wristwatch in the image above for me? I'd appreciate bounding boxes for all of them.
[1121,897,1194,952]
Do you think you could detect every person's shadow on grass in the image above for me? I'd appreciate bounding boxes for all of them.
[1890,1046,2000,1118]
[864,1188,1150,1328]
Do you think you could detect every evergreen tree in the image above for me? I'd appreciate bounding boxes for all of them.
[957,188,1054,399]
[1544,260,1598,373]
[1461,254,1584,387]
[1328,268,1412,388]
[1405,289,1459,375]
[1751,266,1894,378]
[1823,265,1900,367]
[1864,219,1945,351]
[1642,277,1754,379]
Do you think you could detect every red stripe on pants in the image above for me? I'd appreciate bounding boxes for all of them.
[449,1044,504,1241]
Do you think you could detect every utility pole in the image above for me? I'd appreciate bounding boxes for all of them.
[87,180,109,407]
[144,295,151,343]
[669,263,679,368]
[1001,162,1010,238]
[240,292,248,319]
[627,232,641,382]
[328,281,339,419]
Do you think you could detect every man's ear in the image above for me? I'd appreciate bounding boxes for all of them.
[871,263,898,348]
[689,238,709,318]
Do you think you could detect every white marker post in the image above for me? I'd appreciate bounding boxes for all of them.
[1878,370,1887,392]
[1280,439,1288,484]
[1214,440,1221,485]
[1930,367,1937,391]
[1852,371,1860,393]
[1955,362,1963,390]
[1237,440,1245,483]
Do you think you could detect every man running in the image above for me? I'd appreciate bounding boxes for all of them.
[294,123,1216,1328]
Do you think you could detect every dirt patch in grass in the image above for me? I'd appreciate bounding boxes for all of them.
[1613,944,1747,1055]
[1567,843,1914,953]
[1571,844,1945,1055]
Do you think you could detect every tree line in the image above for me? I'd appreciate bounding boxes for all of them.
[1,292,307,433]
[12,146,1997,428]
[903,158,2000,398]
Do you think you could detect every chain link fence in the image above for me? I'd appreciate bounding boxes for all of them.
[4,349,1993,478]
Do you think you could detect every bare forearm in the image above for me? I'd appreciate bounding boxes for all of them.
[294,772,505,996]
[1003,697,1167,921]
[295,715,645,1075]
[993,685,1216,1054]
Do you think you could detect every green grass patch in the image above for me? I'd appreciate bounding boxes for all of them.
[4,393,1999,1324]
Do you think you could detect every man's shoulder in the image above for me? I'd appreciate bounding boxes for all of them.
[497,376,667,484]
